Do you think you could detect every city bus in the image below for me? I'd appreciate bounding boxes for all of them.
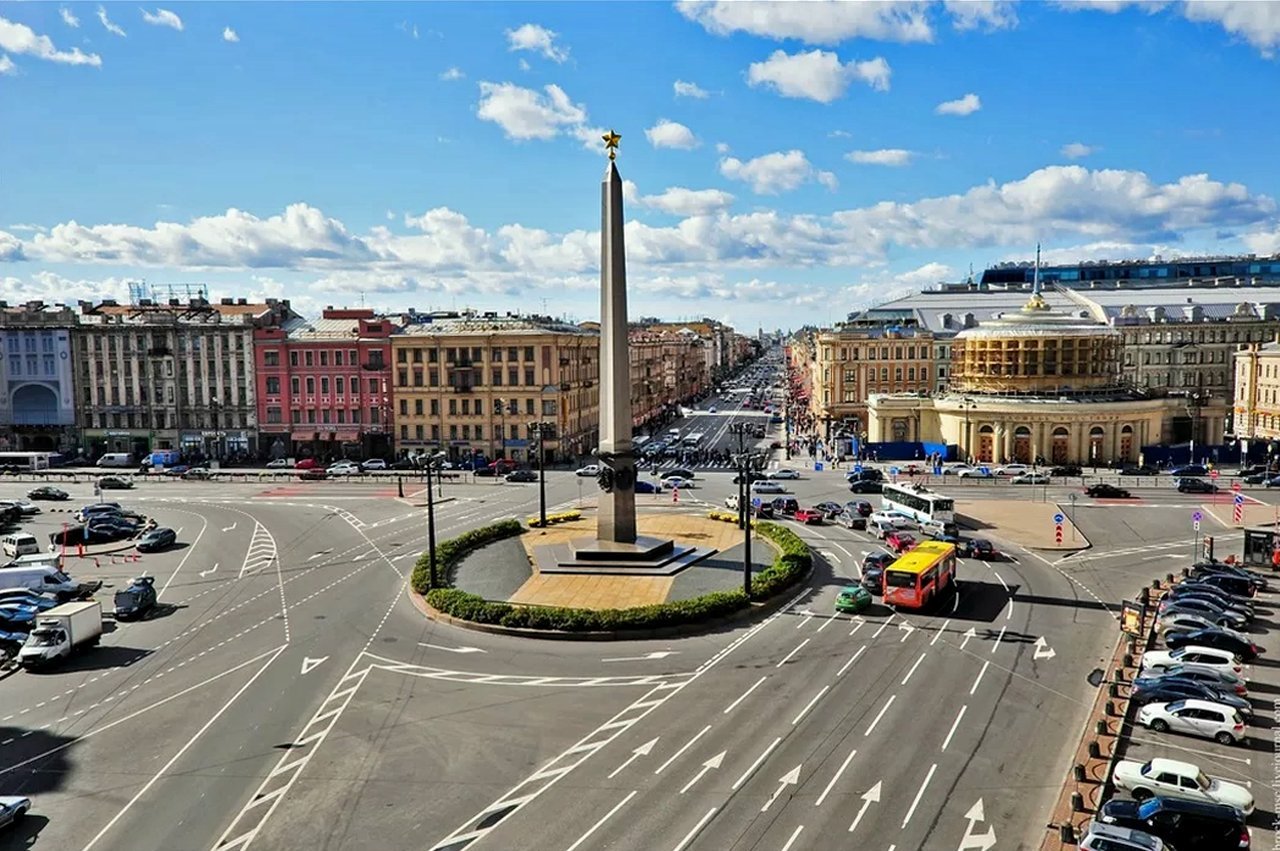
[881,482,956,534]
[0,452,53,472]
[681,432,705,448]
[882,540,958,611]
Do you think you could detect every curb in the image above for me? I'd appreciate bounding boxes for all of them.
[393,496,456,509]
[407,565,813,642]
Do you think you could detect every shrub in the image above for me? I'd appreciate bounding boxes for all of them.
[749,522,812,602]
[527,510,583,528]
[411,518,523,593]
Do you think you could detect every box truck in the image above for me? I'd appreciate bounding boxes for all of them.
[17,600,103,667]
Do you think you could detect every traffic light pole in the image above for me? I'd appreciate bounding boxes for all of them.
[425,459,438,589]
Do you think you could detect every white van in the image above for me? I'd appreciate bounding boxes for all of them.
[2,533,40,558]
[0,564,79,598]
[97,452,134,468]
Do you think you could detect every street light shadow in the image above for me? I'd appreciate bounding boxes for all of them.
[0,728,76,795]
[1009,590,1116,613]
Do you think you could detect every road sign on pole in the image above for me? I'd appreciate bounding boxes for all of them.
[1053,513,1065,524]
[1192,510,1203,522]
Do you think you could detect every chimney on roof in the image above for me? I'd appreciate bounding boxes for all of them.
[237,298,247,305]
[220,297,233,306]
[169,298,179,306]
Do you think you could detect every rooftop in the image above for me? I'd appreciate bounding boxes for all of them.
[395,312,596,338]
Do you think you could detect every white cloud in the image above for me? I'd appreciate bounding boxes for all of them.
[222,26,239,43]
[396,20,419,39]
[638,187,736,217]
[747,49,891,103]
[60,7,80,27]
[828,129,853,139]
[476,82,587,141]
[505,23,569,63]
[141,8,183,32]
[645,119,699,150]
[846,148,915,167]
[1182,0,1280,57]
[439,66,464,81]
[0,16,101,66]
[97,5,126,37]
[944,0,1018,30]
[719,150,835,195]
[673,79,710,99]
[0,55,14,75]
[676,0,934,45]
[518,58,531,71]
[1061,142,1096,159]
[715,142,730,154]
[1243,224,1280,255]
[385,210,396,221]
[935,92,981,115]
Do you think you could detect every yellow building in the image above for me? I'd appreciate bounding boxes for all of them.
[809,326,935,440]
[1233,341,1280,441]
[390,312,599,465]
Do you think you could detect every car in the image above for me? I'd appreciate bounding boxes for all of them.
[1163,628,1260,660]
[732,472,764,484]
[298,469,328,481]
[0,499,38,517]
[136,527,177,552]
[1132,675,1252,715]
[361,459,388,471]
[861,552,895,594]
[868,511,913,531]
[0,592,56,611]
[1177,477,1219,494]
[1244,471,1272,485]
[956,467,993,478]
[814,501,844,519]
[1140,646,1242,677]
[575,464,599,477]
[0,796,30,830]
[504,469,538,483]
[1077,821,1169,851]
[846,500,874,518]
[327,462,360,475]
[1169,464,1209,477]
[1110,758,1253,815]
[770,497,800,517]
[1134,664,1249,697]
[751,480,786,494]
[27,486,69,501]
[1120,464,1159,476]
[1165,583,1254,616]
[884,531,917,553]
[97,475,134,490]
[708,406,717,413]
[1087,483,1133,498]
[487,459,517,475]
[1233,464,1267,478]
[1187,561,1268,590]
[87,519,139,542]
[847,468,885,482]
[834,584,872,614]
[1138,698,1247,745]
[182,468,213,481]
[265,458,290,469]
[1050,465,1083,477]
[941,464,975,476]
[792,508,824,525]
[1097,797,1252,851]
[848,480,883,494]
[840,512,867,530]
[724,494,741,511]
[1182,573,1257,599]
[662,476,694,490]
[1010,472,1050,485]
[294,458,319,470]
[768,469,800,480]
[1156,611,1247,639]
[113,575,158,620]
[630,479,660,495]
[994,464,1030,477]
[1158,599,1249,630]
[162,464,190,476]
[666,469,696,480]
[968,538,996,559]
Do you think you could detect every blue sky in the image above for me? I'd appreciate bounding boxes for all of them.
[3,1,1280,332]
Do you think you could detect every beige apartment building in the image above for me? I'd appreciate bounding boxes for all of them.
[805,326,935,440]
[629,328,709,429]
[1233,340,1280,442]
[390,312,599,465]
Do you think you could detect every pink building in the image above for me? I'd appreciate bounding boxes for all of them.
[253,308,398,461]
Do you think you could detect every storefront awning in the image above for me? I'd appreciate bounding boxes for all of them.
[334,432,360,442]
[291,431,317,442]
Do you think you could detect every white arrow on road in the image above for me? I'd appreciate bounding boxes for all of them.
[959,627,976,651]
[1033,637,1056,660]
[307,549,332,561]
[222,522,237,532]
[602,651,678,663]
[300,656,328,675]
[957,799,997,850]
[761,765,801,812]
[607,737,658,779]
[679,751,725,794]
[418,642,486,654]
[897,621,915,643]
[198,562,218,578]
[848,781,882,833]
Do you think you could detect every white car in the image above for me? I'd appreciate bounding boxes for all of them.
[327,462,360,475]
[575,465,600,477]
[750,480,786,494]
[1111,757,1254,815]
[1078,821,1167,851]
[662,476,694,490]
[0,796,31,830]
[265,459,290,469]
[768,469,800,480]
[995,464,1029,477]
[724,494,740,511]
[708,406,717,413]
[0,499,39,516]
[361,459,387,471]
[868,511,915,531]
[1137,698,1247,745]
[1140,646,1243,677]
[1010,472,1050,485]
[956,467,993,478]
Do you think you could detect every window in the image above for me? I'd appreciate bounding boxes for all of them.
[508,347,519,361]
[462,425,471,440]
[428,348,438,363]
[397,349,408,364]
[335,350,344,366]
[449,425,458,439]
[399,400,408,416]
[264,350,280,367]
[320,377,330,394]
[307,409,316,424]
[475,425,483,440]
[895,367,903,381]
[508,367,519,385]
[524,368,535,386]
[400,425,409,440]
[431,425,440,440]
[336,377,345,395]
[414,399,423,416]
[415,424,424,440]
[429,370,439,387]
[524,346,534,361]
[336,409,346,424]
[304,351,313,367]
[319,351,329,367]
[413,348,423,363]
[492,369,502,386]
[368,378,377,394]
[492,347,503,362]
[472,347,483,362]
[413,370,424,387]
[266,377,281,395]
[292,408,302,424]
[305,377,315,394]
[290,351,299,367]
[368,407,377,424]
[461,399,470,415]
[526,399,534,415]
[449,399,457,415]
[267,407,282,424]
[430,399,439,415]
[397,369,408,386]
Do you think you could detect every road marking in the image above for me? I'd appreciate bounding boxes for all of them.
[941,705,968,751]
[847,780,882,833]
[849,618,865,636]
[607,738,658,780]
[198,562,219,578]
[159,510,209,594]
[796,610,814,630]
[603,651,677,662]
[1005,599,1013,620]
[654,725,710,775]
[776,638,809,668]
[814,747,857,807]
[969,661,990,695]
[901,652,927,685]
[1124,734,1254,764]
[678,751,724,795]
[930,618,950,646]
[992,570,1008,592]
[222,522,237,532]
[419,642,486,654]
[307,550,332,561]
[732,736,782,790]
[991,626,1006,653]
[872,620,890,638]
[958,799,997,850]
[671,807,717,851]
[837,645,866,677]
[1033,637,1056,660]
[761,765,801,812]
[723,675,767,714]
[780,825,804,851]
[897,621,914,643]
[959,627,976,651]
[816,614,837,633]
[564,790,636,851]
[864,694,896,736]
[901,762,938,828]
[791,685,830,726]
[300,656,327,675]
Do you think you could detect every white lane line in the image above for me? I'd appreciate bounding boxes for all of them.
[849,618,865,637]
[900,762,938,828]
[993,570,1008,592]
[776,638,810,668]
[900,652,927,685]
[991,626,1006,653]
[969,661,990,695]
[796,611,814,630]
[780,825,804,851]
[941,705,967,752]
[564,790,636,851]
[872,620,890,639]
[723,676,767,715]
[671,807,718,851]
[814,747,857,808]
[864,695,896,737]
[930,618,950,646]
[791,686,830,726]
[159,510,209,595]
[731,736,782,790]
[817,615,837,633]
[837,646,866,678]
[654,725,711,775]
[1005,599,1013,620]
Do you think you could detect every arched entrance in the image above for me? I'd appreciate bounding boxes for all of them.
[11,383,58,423]
[1051,426,1069,464]
[1013,426,1032,464]
[1088,426,1105,465]
[978,424,994,463]
[1119,424,1134,461]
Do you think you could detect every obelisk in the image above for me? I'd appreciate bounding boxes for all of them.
[596,129,637,544]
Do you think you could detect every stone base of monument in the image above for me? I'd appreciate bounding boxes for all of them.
[532,534,717,576]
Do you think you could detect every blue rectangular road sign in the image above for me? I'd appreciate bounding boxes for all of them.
[815,462,824,472]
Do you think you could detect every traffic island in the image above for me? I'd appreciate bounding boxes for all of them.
[955,499,1090,551]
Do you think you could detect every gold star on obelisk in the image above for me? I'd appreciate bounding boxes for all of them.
[603,129,621,160]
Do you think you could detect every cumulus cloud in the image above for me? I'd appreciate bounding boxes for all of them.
[0,16,102,66]
[747,49,890,103]
[676,0,934,45]
[60,7,80,28]
[0,55,14,75]
[1182,0,1280,56]
[935,92,981,115]
[638,187,736,217]
[141,8,183,32]
[1243,224,1280,255]
[439,66,464,81]
[645,119,699,150]
[719,150,837,195]
[715,142,730,154]
[97,5,126,37]
[223,27,239,43]
[944,0,1018,30]
[505,23,569,62]
[1061,142,1096,159]
[673,79,710,98]
[846,148,915,166]
[476,81,587,141]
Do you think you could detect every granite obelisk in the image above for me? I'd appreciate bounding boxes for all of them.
[596,130,637,544]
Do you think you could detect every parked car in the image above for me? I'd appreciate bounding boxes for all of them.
[1133,665,1248,696]
[1050,465,1083,477]
[1244,471,1272,485]
[751,502,775,520]
[575,465,599,477]
[792,508,824,525]
[0,796,30,830]
[1187,562,1268,591]
[768,469,800,480]
[0,500,38,517]
[504,469,538,483]
[770,497,800,517]
[298,469,328,481]
[1163,628,1260,660]
[1177,477,1218,494]
[1169,464,1209,477]
[113,575,157,620]
[994,464,1030,477]
[182,468,213,481]
[814,501,844,519]
[956,467,994,478]
[861,552,895,594]
[1010,472,1050,485]
[1138,698,1247,745]
[97,476,133,490]
[265,458,290,469]
[27,486,69,501]
[1097,796,1252,851]
[1077,821,1169,851]
[848,480,883,494]
[751,480,786,494]
[834,584,872,615]
[1158,599,1249,630]
[1156,611,1245,639]
[846,500,874,517]
[136,527,177,553]
[294,458,319,470]
[1110,758,1253,815]
[1120,464,1158,476]
[1165,583,1255,617]
[327,462,360,476]
[361,459,388,471]
[840,512,867,530]
[1140,646,1242,677]
[884,531,917,554]
[1087,483,1133,498]
[1182,573,1257,599]
[1129,675,1251,715]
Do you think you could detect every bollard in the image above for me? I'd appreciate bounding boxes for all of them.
[1073,763,1086,782]
[1105,701,1116,717]
[397,477,404,498]
[1088,741,1101,759]
[1108,683,1120,699]
[1166,573,1175,584]
[1059,823,1075,843]
[1071,791,1084,812]
[1114,668,1126,683]
[1123,654,1134,668]
[1096,719,1108,736]
[1181,566,1190,578]
[1151,578,1160,589]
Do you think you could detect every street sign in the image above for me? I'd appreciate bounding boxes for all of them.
[1053,513,1065,524]
[889,466,900,475]
[853,464,863,473]
[1232,481,1241,491]
[1193,521,1201,532]
[1234,493,1244,504]
[815,462,824,472]
[751,497,761,508]
[1192,510,1203,522]
[1210,469,1220,479]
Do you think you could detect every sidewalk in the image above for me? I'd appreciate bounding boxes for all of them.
[955,499,1089,551]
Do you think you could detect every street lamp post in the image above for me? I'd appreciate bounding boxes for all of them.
[423,450,446,589]
[528,421,554,527]
[730,422,757,597]
[959,397,976,464]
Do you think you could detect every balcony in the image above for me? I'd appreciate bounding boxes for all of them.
[558,356,570,366]
[147,346,172,358]
[559,382,571,391]
[452,384,473,393]
[361,361,386,371]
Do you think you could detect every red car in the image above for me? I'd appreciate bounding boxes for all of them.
[295,458,319,470]
[488,459,517,474]
[885,531,917,553]
[792,508,824,525]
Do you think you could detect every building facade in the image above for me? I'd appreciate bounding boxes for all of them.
[808,326,935,441]
[389,312,599,465]
[628,329,708,432]
[1233,341,1280,442]
[0,302,77,452]
[253,308,398,462]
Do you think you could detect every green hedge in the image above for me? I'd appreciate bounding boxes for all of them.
[527,510,582,528]
[410,518,523,593]
[749,521,812,601]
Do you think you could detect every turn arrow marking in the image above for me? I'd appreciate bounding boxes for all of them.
[1033,637,1056,660]
[300,656,328,675]
[959,627,976,651]
[607,737,658,779]
[602,651,678,662]
[198,562,218,578]
[957,798,997,850]
[419,642,486,654]
[761,765,801,812]
[222,522,237,532]
[679,751,725,794]
[897,621,915,642]
[848,781,882,833]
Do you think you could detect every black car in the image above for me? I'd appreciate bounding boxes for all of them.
[1097,796,1250,851]
[113,575,157,620]
[752,503,775,520]
[861,552,895,594]
[1119,464,1158,476]
[770,497,799,516]
[1177,477,1218,494]
[1050,465,1082,477]
[814,501,844,519]
[1163,626,1260,660]
[1159,599,1249,630]
[1169,464,1209,477]
[27,486,69,501]
[49,525,90,546]
[1183,572,1257,599]
[505,469,538,483]
[848,480,883,494]
[1129,676,1252,715]
[136,527,177,552]
[732,472,763,484]
[1243,471,1271,485]
[847,468,884,482]
[97,476,134,490]
[968,538,996,559]
[1188,561,1268,591]
[1086,483,1132,498]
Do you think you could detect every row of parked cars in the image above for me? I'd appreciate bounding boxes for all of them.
[1077,559,1270,849]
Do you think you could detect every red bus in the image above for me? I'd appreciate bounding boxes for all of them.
[882,540,957,610]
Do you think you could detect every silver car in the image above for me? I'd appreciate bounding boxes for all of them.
[1078,821,1165,851]
[1137,698,1246,745]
